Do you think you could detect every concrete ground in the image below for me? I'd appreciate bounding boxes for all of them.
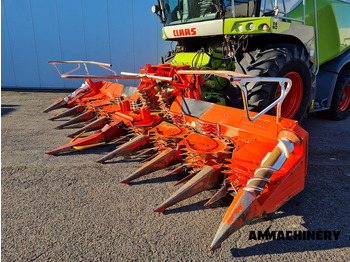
[2,90,350,261]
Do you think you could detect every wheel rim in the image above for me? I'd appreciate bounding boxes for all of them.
[275,72,303,119]
[340,84,350,112]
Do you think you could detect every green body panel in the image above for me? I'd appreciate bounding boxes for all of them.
[223,17,291,35]
[170,50,225,69]
[171,52,211,66]
[288,0,350,65]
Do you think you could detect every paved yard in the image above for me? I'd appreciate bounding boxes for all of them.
[2,90,350,261]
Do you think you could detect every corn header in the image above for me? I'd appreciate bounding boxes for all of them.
[43,0,350,251]
[44,61,308,250]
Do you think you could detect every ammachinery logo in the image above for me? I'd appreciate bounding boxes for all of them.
[173,28,197,37]
[249,226,341,241]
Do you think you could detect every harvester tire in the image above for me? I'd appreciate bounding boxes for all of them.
[327,70,350,120]
[234,44,314,122]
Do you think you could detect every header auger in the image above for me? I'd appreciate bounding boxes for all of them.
[44,60,308,250]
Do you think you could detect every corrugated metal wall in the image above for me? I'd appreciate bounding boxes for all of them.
[1,0,171,89]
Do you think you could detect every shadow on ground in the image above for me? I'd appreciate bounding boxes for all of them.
[1,104,19,116]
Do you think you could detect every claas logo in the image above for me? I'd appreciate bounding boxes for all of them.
[173,28,196,37]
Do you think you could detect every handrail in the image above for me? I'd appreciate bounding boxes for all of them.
[49,60,112,67]
[178,70,292,123]
[121,72,173,81]
[263,0,306,24]
[313,0,319,75]
[48,61,140,81]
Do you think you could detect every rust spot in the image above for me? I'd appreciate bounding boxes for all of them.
[233,204,243,215]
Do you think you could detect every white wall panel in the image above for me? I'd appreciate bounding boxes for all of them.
[82,0,110,62]
[1,0,171,89]
[1,1,17,87]
[3,0,41,87]
[56,0,87,88]
[134,1,159,69]
[107,0,135,86]
[31,0,64,88]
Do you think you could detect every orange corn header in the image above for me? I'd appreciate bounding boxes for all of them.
[44,61,308,251]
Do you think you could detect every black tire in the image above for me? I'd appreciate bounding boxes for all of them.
[327,70,350,120]
[233,44,314,122]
